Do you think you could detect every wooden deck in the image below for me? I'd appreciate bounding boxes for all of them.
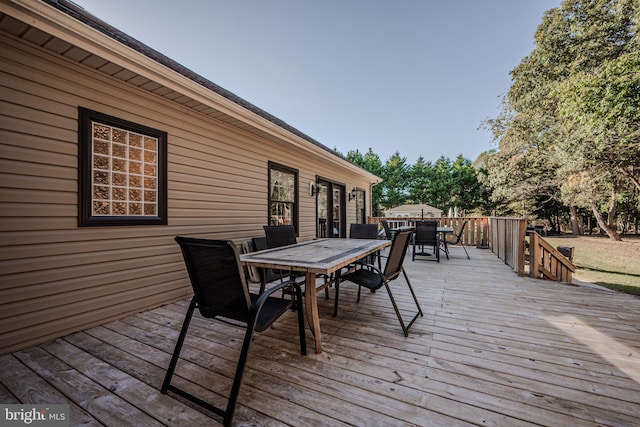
[2,246,639,426]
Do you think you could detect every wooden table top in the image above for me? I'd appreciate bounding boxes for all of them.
[240,238,390,275]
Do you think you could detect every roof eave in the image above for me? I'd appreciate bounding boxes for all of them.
[2,0,380,182]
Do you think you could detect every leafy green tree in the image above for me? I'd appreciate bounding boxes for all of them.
[530,191,569,234]
[556,51,640,191]
[551,1,639,240]
[472,151,500,216]
[484,0,639,240]
[482,96,563,217]
[450,155,487,214]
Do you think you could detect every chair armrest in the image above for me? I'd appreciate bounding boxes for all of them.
[248,278,302,326]
[253,278,300,305]
[351,262,384,277]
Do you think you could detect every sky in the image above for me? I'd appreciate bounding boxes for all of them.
[71,0,562,165]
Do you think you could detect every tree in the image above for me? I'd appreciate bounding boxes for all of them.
[556,51,640,191]
[380,152,410,210]
[450,155,487,214]
[408,156,433,204]
[347,148,494,217]
[551,1,639,240]
[347,148,385,216]
[484,0,639,240]
[481,96,563,218]
[472,151,499,216]
[426,156,453,212]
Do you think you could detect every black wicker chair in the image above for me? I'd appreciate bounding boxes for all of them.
[412,220,440,262]
[162,237,306,427]
[336,230,423,335]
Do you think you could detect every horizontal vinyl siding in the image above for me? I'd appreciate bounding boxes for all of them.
[0,32,374,354]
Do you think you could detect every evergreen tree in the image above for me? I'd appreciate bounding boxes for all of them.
[408,156,433,204]
[381,152,410,209]
[347,148,385,216]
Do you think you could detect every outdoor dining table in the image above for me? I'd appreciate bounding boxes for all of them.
[240,238,391,353]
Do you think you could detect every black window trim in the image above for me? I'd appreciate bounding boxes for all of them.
[267,161,299,233]
[78,107,168,226]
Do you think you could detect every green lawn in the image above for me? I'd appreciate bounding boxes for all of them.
[543,235,640,295]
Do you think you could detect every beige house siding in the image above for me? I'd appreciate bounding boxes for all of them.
[0,8,377,354]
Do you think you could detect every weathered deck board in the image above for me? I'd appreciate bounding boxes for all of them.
[2,246,639,426]
[12,346,161,426]
[0,354,100,426]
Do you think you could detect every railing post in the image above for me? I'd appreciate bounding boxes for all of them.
[516,219,526,277]
[476,217,489,248]
[528,231,539,279]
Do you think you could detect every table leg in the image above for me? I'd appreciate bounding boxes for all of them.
[305,271,322,353]
[259,268,266,294]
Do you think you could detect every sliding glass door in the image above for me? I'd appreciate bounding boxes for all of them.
[316,179,345,238]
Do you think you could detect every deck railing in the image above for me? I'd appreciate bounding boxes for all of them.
[528,231,575,283]
[489,217,527,276]
[369,216,575,282]
[369,216,526,275]
[368,217,490,247]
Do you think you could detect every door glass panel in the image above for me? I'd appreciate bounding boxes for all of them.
[332,187,341,237]
[316,180,345,238]
[356,190,366,224]
[317,183,328,238]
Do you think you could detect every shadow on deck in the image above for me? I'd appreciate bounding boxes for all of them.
[2,246,640,426]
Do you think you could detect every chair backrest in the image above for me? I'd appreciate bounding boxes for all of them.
[383,229,412,280]
[381,220,393,240]
[263,225,297,248]
[251,236,279,282]
[349,223,378,239]
[175,236,251,322]
[414,220,438,244]
[451,220,468,244]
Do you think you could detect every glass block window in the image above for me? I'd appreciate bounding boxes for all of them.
[91,124,158,216]
[78,108,167,226]
[268,162,298,230]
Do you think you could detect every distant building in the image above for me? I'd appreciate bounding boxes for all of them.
[384,204,443,218]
